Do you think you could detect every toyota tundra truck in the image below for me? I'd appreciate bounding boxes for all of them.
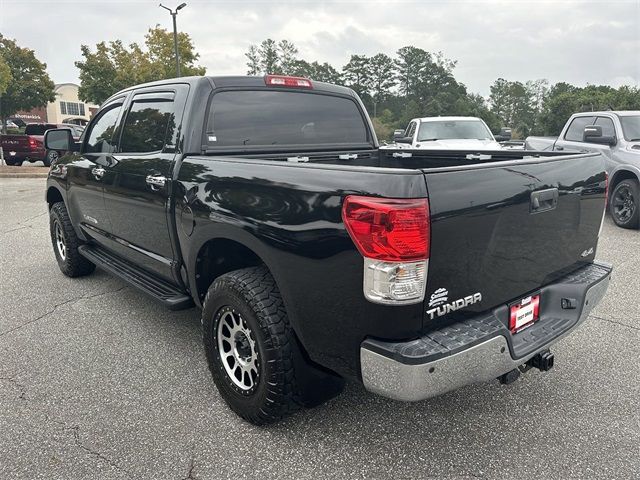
[44,75,612,425]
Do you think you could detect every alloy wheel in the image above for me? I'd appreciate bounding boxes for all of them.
[612,185,636,223]
[216,307,260,393]
[54,221,66,260]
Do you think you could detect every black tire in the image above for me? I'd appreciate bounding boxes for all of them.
[43,150,58,167]
[49,202,96,277]
[609,179,639,229]
[3,158,18,166]
[202,266,303,425]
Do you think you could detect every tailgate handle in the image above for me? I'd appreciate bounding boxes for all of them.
[530,188,559,214]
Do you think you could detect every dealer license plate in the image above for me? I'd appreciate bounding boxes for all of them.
[509,294,540,333]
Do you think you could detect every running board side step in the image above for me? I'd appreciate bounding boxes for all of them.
[78,245,194,310]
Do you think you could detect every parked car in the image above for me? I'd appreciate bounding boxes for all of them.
[525,111,640,229]
[1,123,83,166]
[389,116,506,150]
[44,75,612,425]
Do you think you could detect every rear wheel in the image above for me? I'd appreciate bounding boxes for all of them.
[49,202,96,277]
[202,267,301,424]
[201,266,347,425]
[610,179,639,229]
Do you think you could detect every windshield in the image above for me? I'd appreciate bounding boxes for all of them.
[206,90,369,149]
[417,120,493,141]
[619,116,640,141]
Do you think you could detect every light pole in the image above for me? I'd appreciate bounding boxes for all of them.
[159,2,187,78]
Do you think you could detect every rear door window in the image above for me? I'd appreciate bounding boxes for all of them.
[119,93,177,153]
[594,117,616,137]
[206,90,368,149]
[564,116,596,142]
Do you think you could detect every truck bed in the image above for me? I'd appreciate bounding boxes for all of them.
[176,147,607,376]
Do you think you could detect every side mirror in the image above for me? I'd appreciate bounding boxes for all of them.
[495,127,512,142]
[393,129,405,141]
[583,125,616,146]
[395,136,414,144]
[44,128,78,152]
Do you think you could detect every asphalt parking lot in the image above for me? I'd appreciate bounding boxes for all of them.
[1,177,638,479]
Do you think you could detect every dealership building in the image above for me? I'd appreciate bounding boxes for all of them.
[12,83,98,125]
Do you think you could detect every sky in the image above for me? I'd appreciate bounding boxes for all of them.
[1,0,639,96]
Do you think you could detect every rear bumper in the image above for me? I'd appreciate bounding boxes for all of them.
[360,261,612,402]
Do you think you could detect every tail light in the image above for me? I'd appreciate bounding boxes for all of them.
[342,196,430,305]
[29,137,42,150]
[265,75,313,89]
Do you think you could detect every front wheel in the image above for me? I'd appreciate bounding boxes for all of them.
[610,179,639,229]
[202,267,303,425]
[49,202,96,277]
[43,150,59,167]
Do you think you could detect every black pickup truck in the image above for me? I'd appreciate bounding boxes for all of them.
[44,75,612,425]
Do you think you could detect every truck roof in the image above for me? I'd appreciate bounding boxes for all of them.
[103,75,356,105]
[414,116,483,122]
[572,110,640,117]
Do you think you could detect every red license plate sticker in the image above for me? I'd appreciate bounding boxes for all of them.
[509,294,540,333]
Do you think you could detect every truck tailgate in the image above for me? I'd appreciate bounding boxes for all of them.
[0,134,31,151]
[422,153,606,325]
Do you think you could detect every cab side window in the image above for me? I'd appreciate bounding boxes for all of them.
[564,116,595,142]
[595,117,616,137]
[84,104,123,154]
[119,95,177,153]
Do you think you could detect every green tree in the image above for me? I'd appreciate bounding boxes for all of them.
[342,54,372,98]
[0,55,11,96]
[394,46,430,97]
[489,78,534,136]
[278,40,299,74]
[76,26,205,104]
[0,34,55,132]
[536,83,640,135]
[144,25,206,78]
[368,53,396,117]
[291,60,341,83]
[245,45,261,75]
[258,39,280,74]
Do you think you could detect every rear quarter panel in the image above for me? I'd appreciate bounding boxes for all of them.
[175,156,428,377]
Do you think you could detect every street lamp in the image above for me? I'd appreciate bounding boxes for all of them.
[159,2,187,78]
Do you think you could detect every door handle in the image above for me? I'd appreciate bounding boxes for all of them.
[92,167,105,179]
[530,188,559,214]
[146,175,167,191]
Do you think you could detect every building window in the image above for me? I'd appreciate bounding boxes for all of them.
[60,101,85,117]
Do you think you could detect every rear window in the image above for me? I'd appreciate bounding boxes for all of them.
[25,124,58,136]
[206,90,368,149]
